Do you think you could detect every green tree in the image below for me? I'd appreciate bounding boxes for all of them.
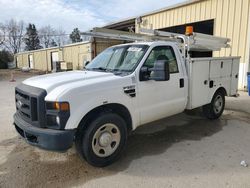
[0,50,13,69]
[23,23,42,51]
[69,28,82,43]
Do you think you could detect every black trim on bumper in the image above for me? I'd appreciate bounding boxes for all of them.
[14,113,75,151]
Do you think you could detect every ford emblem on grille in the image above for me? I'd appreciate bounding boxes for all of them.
[16,100,23,109]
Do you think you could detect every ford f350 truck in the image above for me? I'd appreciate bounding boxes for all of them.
[14,28,240,167]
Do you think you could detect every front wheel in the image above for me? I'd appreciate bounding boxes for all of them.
[75,112,128,167]
[202,90,225,119]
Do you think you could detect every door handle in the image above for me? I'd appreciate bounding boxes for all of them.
[180,78,184,88]
[209,80,214,88]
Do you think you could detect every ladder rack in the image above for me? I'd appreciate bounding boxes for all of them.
[81,27,231,52]
[81,27,181,42]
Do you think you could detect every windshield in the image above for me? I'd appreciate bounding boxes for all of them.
[85,45,148,74]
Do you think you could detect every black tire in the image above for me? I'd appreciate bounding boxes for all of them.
[202,90,225,120]
[75,112,128,167]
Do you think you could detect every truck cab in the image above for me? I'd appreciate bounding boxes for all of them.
[13,29,240,167]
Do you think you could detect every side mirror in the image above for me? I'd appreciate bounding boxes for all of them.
[139,66,150,81]
[149,60,170,81]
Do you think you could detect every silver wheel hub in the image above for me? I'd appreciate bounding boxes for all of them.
[214,95,223,114]
[99,132,112,147]
[92,123,121,157]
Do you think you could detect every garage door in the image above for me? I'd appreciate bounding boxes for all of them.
[51,52,59,71]
[28,54,34,69]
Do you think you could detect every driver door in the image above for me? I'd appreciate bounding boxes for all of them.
[137,45,186,125]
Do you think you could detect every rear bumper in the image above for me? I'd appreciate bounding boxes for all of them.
[14,113,75,151]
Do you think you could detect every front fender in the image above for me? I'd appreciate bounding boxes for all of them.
[63,90,139,130]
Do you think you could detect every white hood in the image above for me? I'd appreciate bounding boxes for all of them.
[23,71,115,92]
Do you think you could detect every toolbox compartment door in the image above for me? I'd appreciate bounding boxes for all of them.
[187,57,240,109]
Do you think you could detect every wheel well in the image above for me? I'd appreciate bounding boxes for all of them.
[216,87,227,96]
[78,103,133,132]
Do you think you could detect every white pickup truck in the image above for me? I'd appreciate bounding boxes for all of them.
[14,29,240,167]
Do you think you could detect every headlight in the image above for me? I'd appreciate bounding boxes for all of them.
[56,116,60,125]
[46,102,70,129]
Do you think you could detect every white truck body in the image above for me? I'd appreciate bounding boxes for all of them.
[22,41,240,130]
[13,28,240,166]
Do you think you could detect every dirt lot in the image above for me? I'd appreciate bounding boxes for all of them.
[0,73,250,188]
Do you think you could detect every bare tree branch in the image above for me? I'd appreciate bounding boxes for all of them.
[0,19,25,54]
[39,25,56,48]
[0,23,6,46]
[54,27,67,47]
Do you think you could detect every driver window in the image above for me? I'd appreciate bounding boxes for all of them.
[144,46,179,74]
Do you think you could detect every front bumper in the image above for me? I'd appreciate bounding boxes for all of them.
[14,113,75,151]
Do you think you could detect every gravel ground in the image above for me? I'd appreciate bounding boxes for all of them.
[0,74,250,188]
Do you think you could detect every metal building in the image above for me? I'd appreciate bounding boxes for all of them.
[16,0,250,89]
[15,38,122,72]
[105,0,250,90]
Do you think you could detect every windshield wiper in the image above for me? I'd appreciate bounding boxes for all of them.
[88,67,108,71]
[87,67,130,74]
[88,67,116,73]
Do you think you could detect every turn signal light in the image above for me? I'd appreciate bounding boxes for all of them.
[53,102,70,111]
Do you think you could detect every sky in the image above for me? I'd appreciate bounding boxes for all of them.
[0,0,186,33]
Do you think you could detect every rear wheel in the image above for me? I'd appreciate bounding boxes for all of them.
[202,90,225,119]
[75,112,127,167]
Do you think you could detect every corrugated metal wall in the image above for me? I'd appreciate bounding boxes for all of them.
[63,43,91,70]
[15,38,124,71]
[95,38,124,55]
[15,47,60,71]
[137,0,250,88]
[33,51,47,70]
